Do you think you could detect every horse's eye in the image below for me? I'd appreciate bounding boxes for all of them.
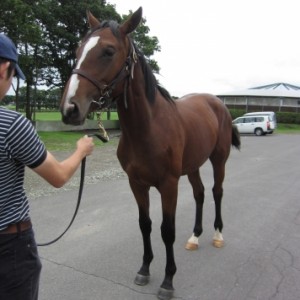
[102,47,115,58]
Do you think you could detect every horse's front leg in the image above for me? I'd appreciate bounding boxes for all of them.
[157,177,179,300]
[129,180,153,286]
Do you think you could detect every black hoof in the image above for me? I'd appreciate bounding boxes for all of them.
[157,287,174,300]
[134,273,150,286]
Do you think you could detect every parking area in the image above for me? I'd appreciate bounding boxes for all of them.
[30,133,300,300]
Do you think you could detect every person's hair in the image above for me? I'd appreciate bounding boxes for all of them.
[0,57,16,79]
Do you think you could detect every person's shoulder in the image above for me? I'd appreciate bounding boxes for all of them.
[0,106,23,117]
[0,106,27,126]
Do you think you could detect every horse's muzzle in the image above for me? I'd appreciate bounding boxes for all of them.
[61,102,84,125]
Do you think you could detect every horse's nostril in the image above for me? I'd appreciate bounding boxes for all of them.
[65,102,79,118]
[67,102,75,112]
[61,102,81,124]
[61,102,74,115]
[70,102,79,116]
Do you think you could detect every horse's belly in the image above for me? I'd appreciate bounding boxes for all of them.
[181,153,209,175]
[181,135,216,174]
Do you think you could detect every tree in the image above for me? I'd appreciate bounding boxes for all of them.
[0,0,42,118]
[0,1,161,116]
[35,0,121,89]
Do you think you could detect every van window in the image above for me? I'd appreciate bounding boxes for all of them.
[233,118,244,124]
[255,117,264,122]
[244,111,276,122]
[244,117,255,123]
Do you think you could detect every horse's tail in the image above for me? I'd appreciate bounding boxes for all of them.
[232,125,241,150]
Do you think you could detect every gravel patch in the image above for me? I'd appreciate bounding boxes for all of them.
[24,131,126,199]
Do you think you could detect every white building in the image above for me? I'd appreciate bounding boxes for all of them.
[217,83,300,112]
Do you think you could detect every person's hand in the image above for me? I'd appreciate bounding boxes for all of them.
[77,135,94,157]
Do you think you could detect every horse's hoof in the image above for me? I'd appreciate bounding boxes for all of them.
[213,230,224,248]
[157,287,174,300]
[134,273,150,286]
[185,234,199,250]
[213,239,224,248]
[185,242,198,250]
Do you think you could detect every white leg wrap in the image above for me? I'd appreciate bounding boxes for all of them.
[213,229,224,241]
[187,234,199,245]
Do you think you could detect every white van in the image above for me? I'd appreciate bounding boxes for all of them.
[232,115,273,136]
[243,111,277,132]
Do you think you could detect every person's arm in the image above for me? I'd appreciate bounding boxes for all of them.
[33,135,94,188]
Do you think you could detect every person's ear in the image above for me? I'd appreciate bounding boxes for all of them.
[0,62,10,79]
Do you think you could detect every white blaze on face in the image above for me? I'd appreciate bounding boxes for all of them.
[63,36,100,114]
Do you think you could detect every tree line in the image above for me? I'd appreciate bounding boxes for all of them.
[0,0,160,120]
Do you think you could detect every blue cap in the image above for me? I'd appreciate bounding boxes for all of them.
[0,34,25,80]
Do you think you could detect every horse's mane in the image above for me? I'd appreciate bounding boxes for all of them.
[85,19,174,105]
[132,43,174,104]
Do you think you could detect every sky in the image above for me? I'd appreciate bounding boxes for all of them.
[107,0,300,97]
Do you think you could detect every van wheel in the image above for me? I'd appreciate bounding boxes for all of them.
[255,128,263,136]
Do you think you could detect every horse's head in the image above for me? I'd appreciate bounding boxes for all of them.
[60,7,142,125]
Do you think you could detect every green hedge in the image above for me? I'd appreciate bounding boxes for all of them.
[276,112,300,124]
[228,109,300,124]
[228,109,246,120]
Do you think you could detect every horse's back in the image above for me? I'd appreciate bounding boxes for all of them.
[177,93,230,119]
[176,93,232,138]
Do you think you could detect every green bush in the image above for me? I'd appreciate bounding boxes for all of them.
[276,112,300,124]
[228,109,246,120]
[228,109,300,124]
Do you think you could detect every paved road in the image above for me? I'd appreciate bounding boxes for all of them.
[30,134,300,300]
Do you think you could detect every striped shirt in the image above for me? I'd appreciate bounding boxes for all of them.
[0,107,47,231]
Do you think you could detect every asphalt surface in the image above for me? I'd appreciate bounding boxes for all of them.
[30,133,300,300]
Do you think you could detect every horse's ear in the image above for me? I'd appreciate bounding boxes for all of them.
[86,10,100,29]
[120,7,143,35]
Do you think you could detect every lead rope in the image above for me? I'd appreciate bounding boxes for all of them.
[37,133,108,247]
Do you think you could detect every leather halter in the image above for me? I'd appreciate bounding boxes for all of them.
[71,41,137,109]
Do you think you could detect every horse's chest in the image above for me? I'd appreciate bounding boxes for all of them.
[118,147,163,183]
[121,153,154,172]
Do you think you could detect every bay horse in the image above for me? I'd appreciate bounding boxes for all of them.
[60,7,240,300]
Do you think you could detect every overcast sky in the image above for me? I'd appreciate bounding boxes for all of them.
[107,0,300,97]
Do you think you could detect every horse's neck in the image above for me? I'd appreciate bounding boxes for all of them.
[117,86,152,136]
[116,68,155,138]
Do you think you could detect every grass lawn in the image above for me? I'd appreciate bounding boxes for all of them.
[34,111,119,121]
[30,111,118,151]
[38,131,118,151]
[38,131,85,151]
[276,123,300,133]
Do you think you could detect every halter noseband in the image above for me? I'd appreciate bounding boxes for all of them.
[72,41,137,109]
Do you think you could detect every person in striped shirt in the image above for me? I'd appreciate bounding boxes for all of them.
[0,34,95,300]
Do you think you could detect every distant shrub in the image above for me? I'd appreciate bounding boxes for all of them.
[228,109,246,120]
[276,112,300,124]
[228,109,300,124]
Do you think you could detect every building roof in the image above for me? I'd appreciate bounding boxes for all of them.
[218,82,300,98]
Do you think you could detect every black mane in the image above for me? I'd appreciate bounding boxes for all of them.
[132,42,174,104]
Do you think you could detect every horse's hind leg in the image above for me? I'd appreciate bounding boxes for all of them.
[129,180,153,286]
[185,170,205,250]
[210,155,227,248]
